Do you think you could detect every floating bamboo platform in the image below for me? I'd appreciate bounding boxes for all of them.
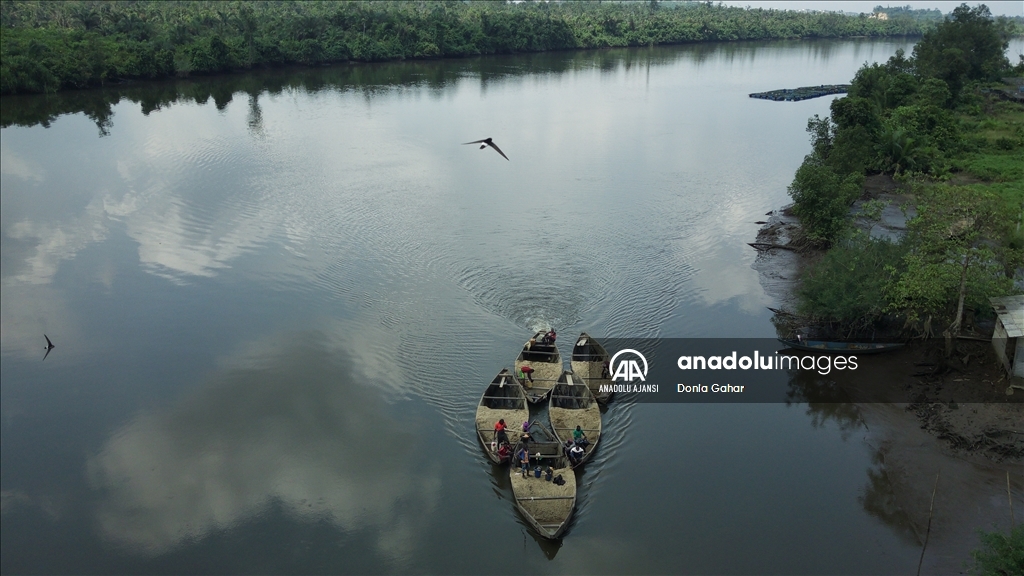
[749,84,851,101]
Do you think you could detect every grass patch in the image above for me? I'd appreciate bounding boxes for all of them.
[957,149,1024,182]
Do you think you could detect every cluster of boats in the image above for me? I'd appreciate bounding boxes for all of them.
[475,331,613,539]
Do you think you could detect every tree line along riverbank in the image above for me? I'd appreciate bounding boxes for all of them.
[773,4,1023,345]
[0,0,1000,95]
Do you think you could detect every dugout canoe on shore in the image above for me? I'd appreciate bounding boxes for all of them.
[777,338,905,354]
[549,370,601,468]
[570,332,612,404]
[509,421,576,540]
[475,368,529,464]
[515,331,562,404]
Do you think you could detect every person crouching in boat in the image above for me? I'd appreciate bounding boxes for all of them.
[519,365,534,384]
[497,441,510,461]
[569,443,585,466]
[542,329,556,345]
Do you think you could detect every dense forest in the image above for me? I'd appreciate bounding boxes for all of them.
[0,0,977,95]
[786,4,1023,340]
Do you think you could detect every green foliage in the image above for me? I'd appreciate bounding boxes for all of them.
[830,95,878,133]
[912,4,1011,98]
[808,6,1020,183]
[875,119,925,174]
[884,185,1018,327]
[828,125,876,175]
[967,525,1024,576]
[788,157,864,246]
[0,0,942,95]
[784,4,1022,334]
[848,49,917,109]
[959,151,1024,182]
[915,77,951,108]
[798,236,907,331]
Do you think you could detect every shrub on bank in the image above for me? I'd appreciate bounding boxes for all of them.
[967,525,1024,575]
[787,159,864,246]
[797,236,907,332]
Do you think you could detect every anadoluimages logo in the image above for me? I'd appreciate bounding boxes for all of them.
[609,349,648,382]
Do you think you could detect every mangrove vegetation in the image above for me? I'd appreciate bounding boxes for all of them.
[788,4,1024,339]
[0,0,964,95]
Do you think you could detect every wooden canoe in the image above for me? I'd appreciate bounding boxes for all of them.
[509,421,576,540]
[515,331,562,404]
[475,368,529,464]
[570,332,613,403]
[777,339,905,354]
[549,370,601,468]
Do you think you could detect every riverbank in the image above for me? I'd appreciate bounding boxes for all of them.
[754,174,1023,460]
[1,0,944,95]
[752,182,1023,573]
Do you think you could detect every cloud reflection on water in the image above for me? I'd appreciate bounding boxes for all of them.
[86,332,439,559]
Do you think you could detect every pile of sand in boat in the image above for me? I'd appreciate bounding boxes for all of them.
[509,464,576,528]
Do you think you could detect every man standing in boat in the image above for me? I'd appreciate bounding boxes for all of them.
[517,445,530,477]
[494,419,509,446]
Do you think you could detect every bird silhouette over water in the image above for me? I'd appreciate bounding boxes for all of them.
[462,138,509,161]
[43,334,55,361]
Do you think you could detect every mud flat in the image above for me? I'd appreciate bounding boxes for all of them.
[859,401,1022,574]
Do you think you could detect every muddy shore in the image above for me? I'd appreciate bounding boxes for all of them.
[751,185,1023,573]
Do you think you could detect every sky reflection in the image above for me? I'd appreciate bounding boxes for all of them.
[87,332,438,560]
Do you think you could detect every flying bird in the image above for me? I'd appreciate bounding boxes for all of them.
[462,138,509,161]
[43,334,55,361]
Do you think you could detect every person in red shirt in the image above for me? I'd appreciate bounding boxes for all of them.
[494,419,509,445]
[520,365,535,383]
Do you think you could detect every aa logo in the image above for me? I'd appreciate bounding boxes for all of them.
[609,349,648,382]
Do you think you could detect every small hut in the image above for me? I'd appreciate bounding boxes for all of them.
[990,295,1024,380]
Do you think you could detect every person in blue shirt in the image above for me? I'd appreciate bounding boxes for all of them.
[517,446,530,477]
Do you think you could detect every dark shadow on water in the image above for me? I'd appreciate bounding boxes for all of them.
[524,526,562,560]
[785,368,864,441]
[785,362,918,547]
[487,460,514,499]
[859,448,920,546]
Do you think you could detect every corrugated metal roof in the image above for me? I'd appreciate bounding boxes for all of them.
[990,295,1024,338]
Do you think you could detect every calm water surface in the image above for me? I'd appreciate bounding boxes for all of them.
[3,39,989,574]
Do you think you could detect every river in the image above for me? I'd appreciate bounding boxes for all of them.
[2,38,1015,574]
